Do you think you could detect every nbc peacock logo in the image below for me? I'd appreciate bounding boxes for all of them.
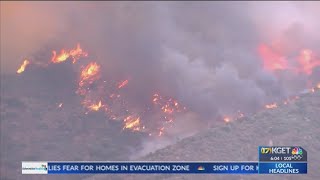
[197,166,205,171]
[291,147,303,160]
[292,147,303,155]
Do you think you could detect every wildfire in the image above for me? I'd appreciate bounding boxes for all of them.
[81,62,100,80]
[258,43,320,76]
[88,101,103,111]
[162,105,174,114]
[151,94,186,130]
[77,62,101,96]
[258,44,288,72]
[123,116,141,131]
[78,62,101,87]
[118,79,129,89]
[16,59,30,74]
[16,41,320,137]
[153,94,159,102]
[153,94,184,114]
[51,50,68,63]
[265,103,278,109]
[218,82,320,124]
[298,49,320,75]
[158,127,165,136]
[69,43,89,63]
[14,43,192,136]
[51,43,88,64]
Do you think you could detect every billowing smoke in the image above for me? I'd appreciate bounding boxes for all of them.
[2,1,320,157]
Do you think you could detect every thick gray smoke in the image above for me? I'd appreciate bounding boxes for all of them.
[2,1,320,156]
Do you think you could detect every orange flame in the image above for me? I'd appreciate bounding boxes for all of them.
[265,103,278,109]
[17,59,30,74]
[258,43,320,76]
[16,42,194,137]
[79,62,100,86]
[298,49,320,75]
[317,83,320,89]
[153,94,159,102]
[123,116,141,131]
[158,127,165,136]
[51,43,88,64]
[51,50,69,63]
[88,100,103,111]
[258,44,288,72]
[118,79,129,89]
[152,94,184,115]
[77,62,101,96]
[69,43,89,63]
[162,105,174,114]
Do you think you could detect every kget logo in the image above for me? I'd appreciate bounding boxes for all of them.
[260,147,291,154]
[260,147,272,154]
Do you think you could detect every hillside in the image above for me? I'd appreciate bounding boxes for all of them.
[0,75,146,180]
[1,74,319,180]
[86,89,320,180]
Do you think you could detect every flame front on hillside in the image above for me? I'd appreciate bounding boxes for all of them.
[16,59,30,74]
[265,103,278,109]
[15,43,320,135]
[16,43,188,136]
[51,43,88,64]
[258,43,320,76]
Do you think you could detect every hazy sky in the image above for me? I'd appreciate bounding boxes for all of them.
[1,1,319,73]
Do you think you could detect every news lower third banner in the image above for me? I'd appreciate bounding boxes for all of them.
[21,146,307,175]
[258,146,307,174]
